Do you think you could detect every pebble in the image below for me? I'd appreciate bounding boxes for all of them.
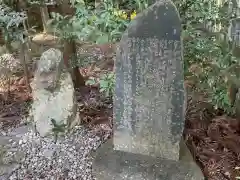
[0,125,110,180]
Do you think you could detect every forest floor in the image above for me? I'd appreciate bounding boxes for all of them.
[0,33,240,180]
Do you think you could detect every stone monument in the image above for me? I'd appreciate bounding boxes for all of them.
[30,48,80,137]
[92,0,204,179]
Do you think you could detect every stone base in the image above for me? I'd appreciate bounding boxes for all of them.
[92,138,205,180]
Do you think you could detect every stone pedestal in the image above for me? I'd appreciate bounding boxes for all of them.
[92,1,206,179]
[92,139,205,180]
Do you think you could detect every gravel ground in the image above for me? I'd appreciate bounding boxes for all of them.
[5,125,110,180]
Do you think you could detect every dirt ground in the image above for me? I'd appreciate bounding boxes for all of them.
[184,99,240,180]
[1,69,240,180]
[1,35,240,180]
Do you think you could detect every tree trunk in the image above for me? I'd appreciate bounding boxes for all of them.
[57,0,75,15]
[20,43,32,93]
[63,40,85,89]
[5,34,13,53]
[95,0,101,8]
[58,1,84,89]
[40,5,50,33]
[16,0,27,12]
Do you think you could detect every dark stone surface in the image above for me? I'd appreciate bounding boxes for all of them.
[93,1,204,179]
[229,18,240,57]
[229,18,240,45]
[92,139,205,180]
[114,0,185,160]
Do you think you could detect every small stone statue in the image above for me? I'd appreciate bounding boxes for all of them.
[30,48,80,137]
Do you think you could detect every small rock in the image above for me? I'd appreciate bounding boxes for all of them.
[0,163,19,176]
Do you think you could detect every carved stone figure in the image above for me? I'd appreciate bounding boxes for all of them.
[30,48,80,136]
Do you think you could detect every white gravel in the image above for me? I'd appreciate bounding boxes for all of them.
[6,125,110,180]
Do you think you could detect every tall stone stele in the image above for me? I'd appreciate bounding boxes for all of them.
[92,0,205,179]
[30,48,80,137]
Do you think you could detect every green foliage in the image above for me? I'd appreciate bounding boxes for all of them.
[4,0,239,116]
[0,4,27,44]
[85,78,96,86]
[99,72,115,97]
[86,72,115,97]
[174,0,240,115]
[48,12,85,41]
[91,1,130,43]
[0,0,18,10]
[123,0,149,12]
[27,0,45,5]
[112,0,149,12]
[48,0,130,43]
[48,3,96,41]
[51,118,66,143]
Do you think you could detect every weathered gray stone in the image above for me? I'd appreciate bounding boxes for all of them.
[0,137,12,147]
[93,0,204,179]
[0,163,19,178]
[228,18,240,59]
[114,0,184,160]
[0,125,31,148]
[93,139,204,180]
[30,48,80,137]
[42,144,58,159]
[8,125,30,138]
[228,18,240,44]
[0,126,28,179]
